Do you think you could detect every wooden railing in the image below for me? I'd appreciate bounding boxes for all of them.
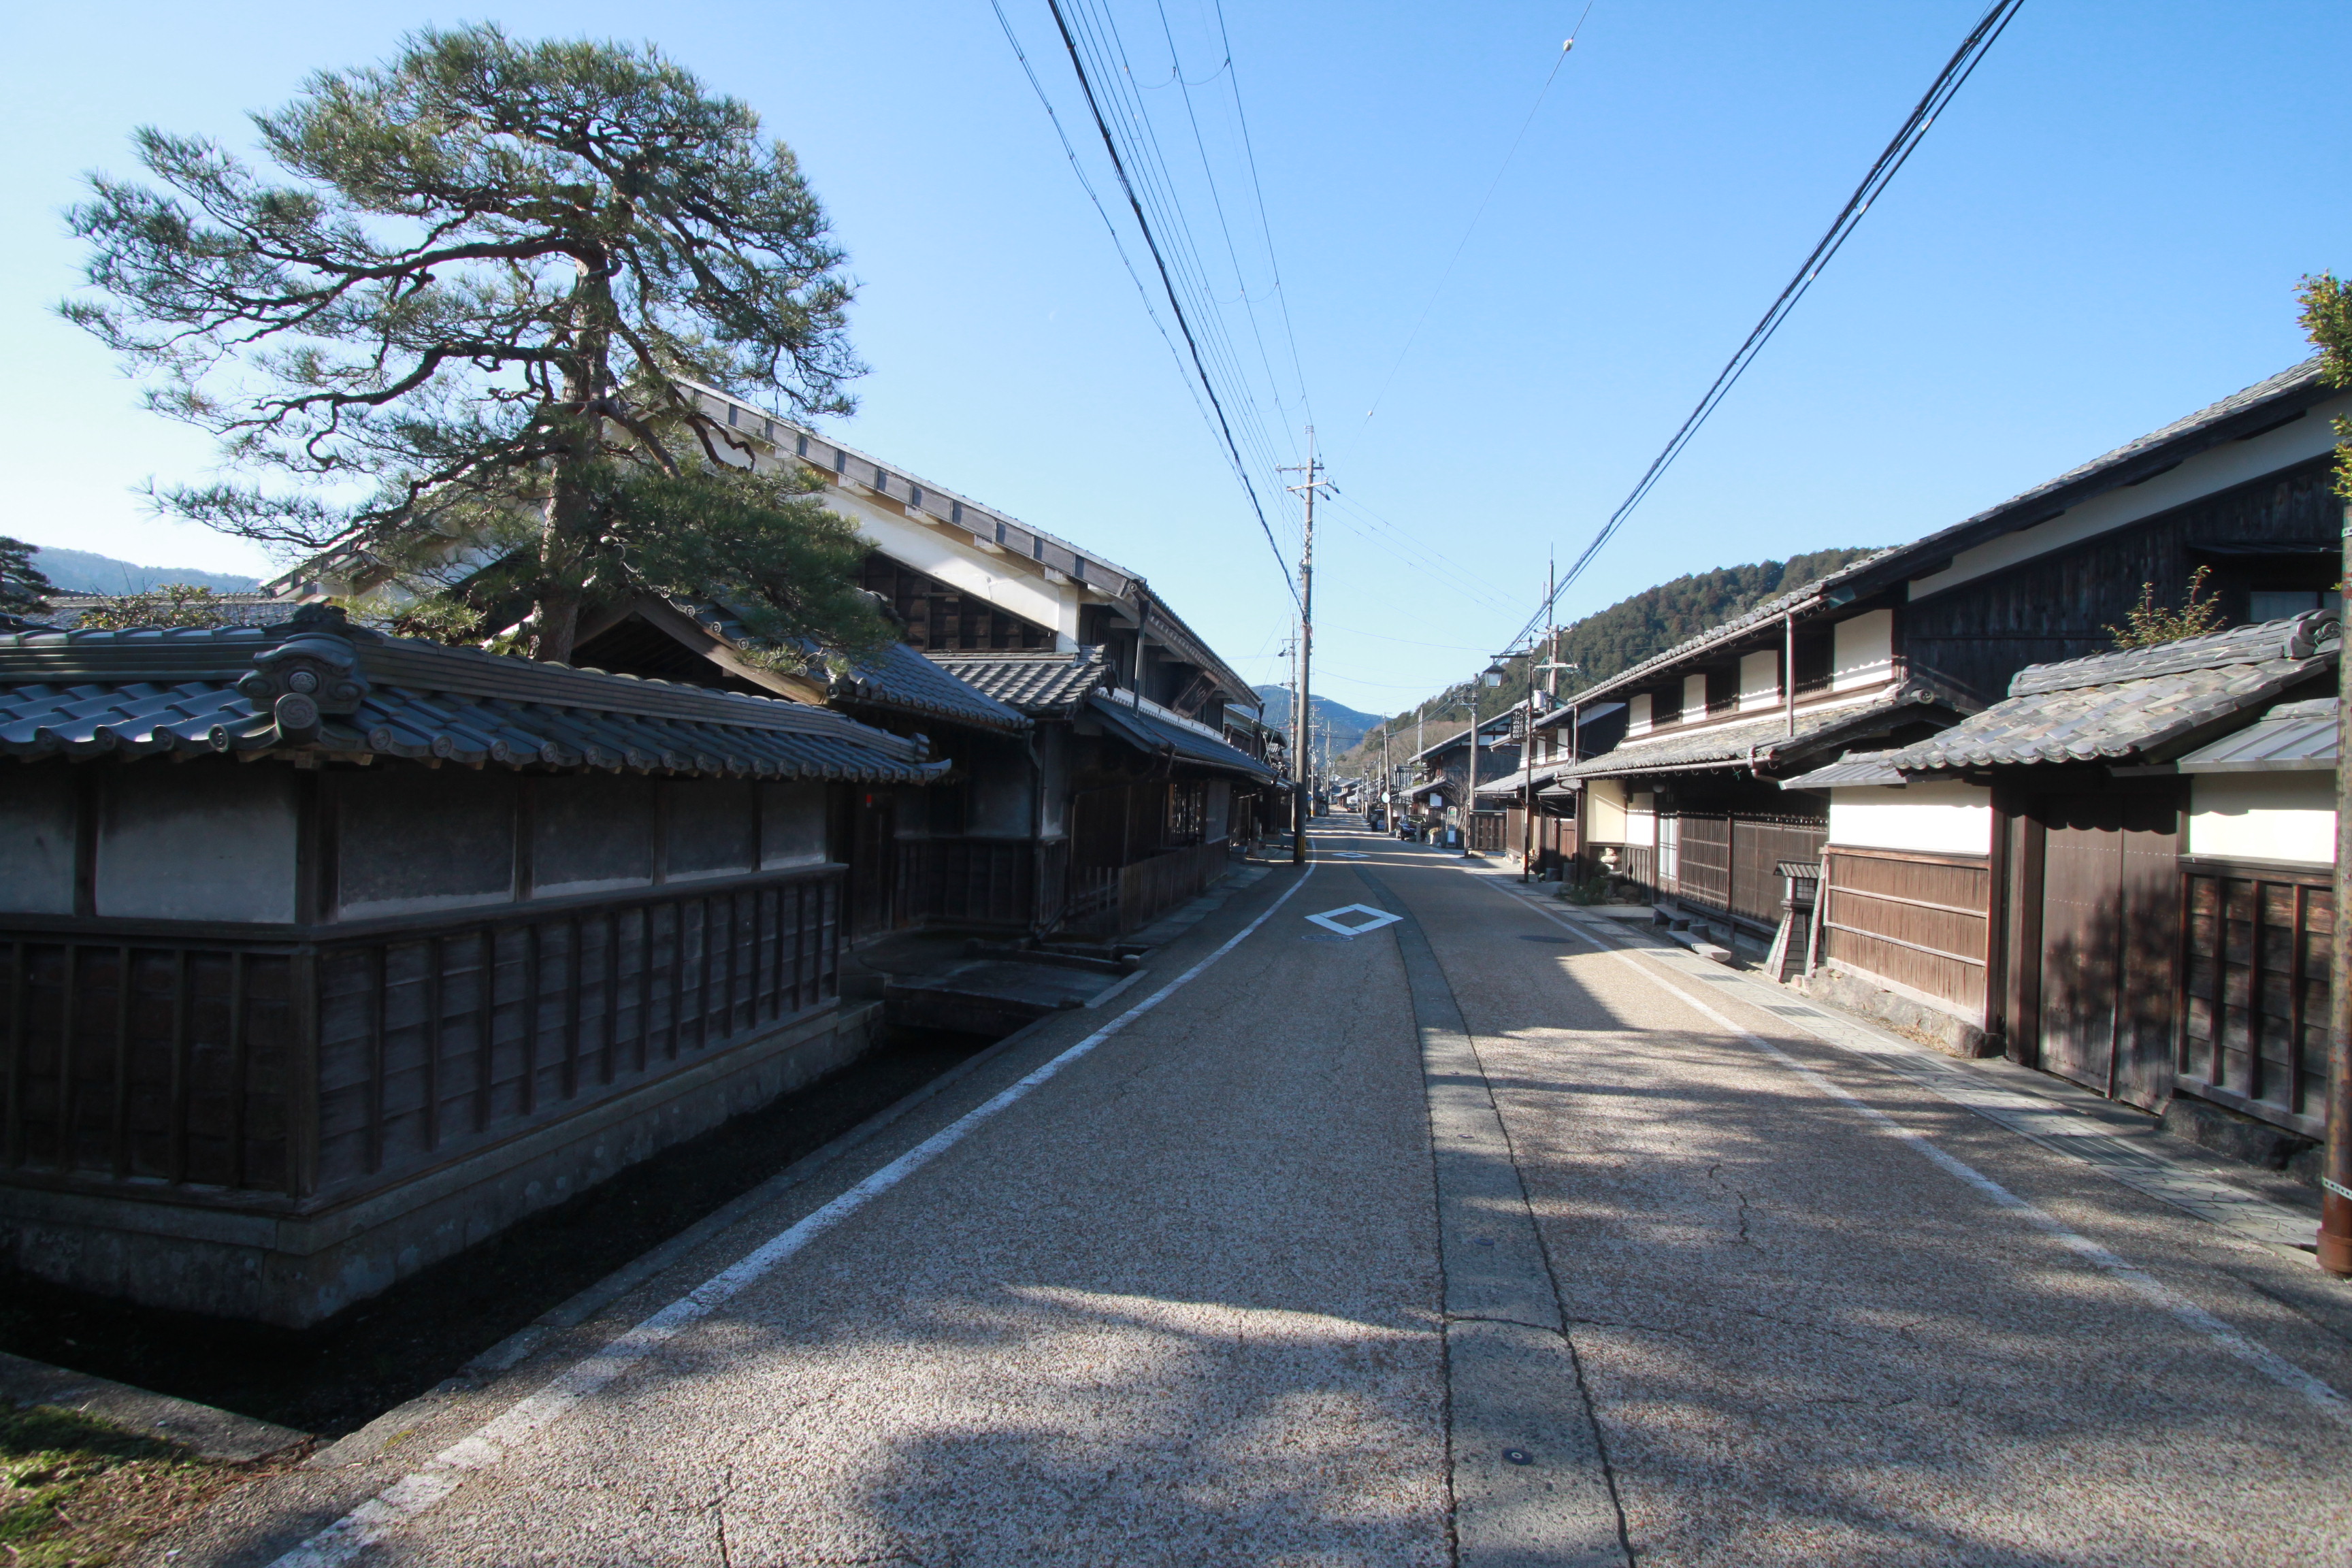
[1,866,843,1205]
[2177,859,2332,1137]
[1819,846,1989,1019]
[1119,841,1232,932]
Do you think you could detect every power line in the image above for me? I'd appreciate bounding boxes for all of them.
[1032,0,1301,604]
[1516,0,2029,651]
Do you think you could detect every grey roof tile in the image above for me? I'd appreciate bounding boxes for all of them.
[1085,695,1274,782]
[1885,616,2338,773]
[0,613,944,784]
[927,649,1110,715]
[2176,698,2338,773]
[1561,682,1965,780]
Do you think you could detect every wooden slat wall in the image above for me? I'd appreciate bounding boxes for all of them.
[0,868,843,1205]
[1822,846,1990,1017]
[895,840,1036,929]
[2179,862,2332,1135]
[1677,817,1829,930]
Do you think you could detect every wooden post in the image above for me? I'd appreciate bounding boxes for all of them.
[2321,497,2351,1275]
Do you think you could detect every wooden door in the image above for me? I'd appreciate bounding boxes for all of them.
[2032,787,2180,1107]
[848,790,895,941]
[2038,795,2122,1093]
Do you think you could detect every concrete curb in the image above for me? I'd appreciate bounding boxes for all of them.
[0,1348,310,1463]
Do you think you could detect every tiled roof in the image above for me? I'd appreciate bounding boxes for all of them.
[1777,751,1908,790]
[1884,613,2338,773]
[1560,681,1965,781]
[2176,697,2338,773]
[927,649,1109,715]
[0,611,945,784]
[829,640,1030,734]
[1568,359,2333,708]
[1474,760,1573,796]
[1085,695,1275,783]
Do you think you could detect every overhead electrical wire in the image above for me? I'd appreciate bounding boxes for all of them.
[986,0,1239,509]
[1046,0,1305,580]
[1509,0,2029,655]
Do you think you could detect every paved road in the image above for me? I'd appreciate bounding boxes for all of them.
[189,821,2352,1566]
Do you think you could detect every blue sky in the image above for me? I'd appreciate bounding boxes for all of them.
[3,2,2345,710]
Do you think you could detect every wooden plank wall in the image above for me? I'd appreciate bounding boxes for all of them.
[896,840,1035,929]
[1821,846,1990,1018]
[2178,860,2332,1137]
[1679,817,1830,930]
[0,868,844,1205]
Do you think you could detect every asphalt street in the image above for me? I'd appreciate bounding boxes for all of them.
[178,820,2352,1567]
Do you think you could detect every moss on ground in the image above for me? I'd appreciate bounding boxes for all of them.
[0,1404,235,1567]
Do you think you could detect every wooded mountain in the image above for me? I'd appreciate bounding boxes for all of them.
[1251,686,1384,751]
[1343,546,1881,772]
[31,545,260,595]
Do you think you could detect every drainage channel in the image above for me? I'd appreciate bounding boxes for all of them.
[0,1023,1004,1439]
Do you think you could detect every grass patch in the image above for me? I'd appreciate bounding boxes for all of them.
[0,1404,235,1567]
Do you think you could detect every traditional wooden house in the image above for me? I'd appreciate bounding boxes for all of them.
[0,606,944,1324]
[928,651,1279,932]
[1782,612,2337,1134]
[1405,719,1520,849]
[1559,357,2348,945]
[278,382,1273,942]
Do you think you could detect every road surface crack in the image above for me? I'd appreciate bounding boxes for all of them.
[1706,1162,1757,1248]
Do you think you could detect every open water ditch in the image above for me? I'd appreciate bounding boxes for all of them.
[0,1023,1002,1437]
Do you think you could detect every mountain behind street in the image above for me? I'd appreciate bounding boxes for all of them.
[1250,686,1385,753]
[30,544,262,595]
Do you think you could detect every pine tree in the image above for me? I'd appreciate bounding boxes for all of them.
[0,538,56,618]
[63,25,888,664]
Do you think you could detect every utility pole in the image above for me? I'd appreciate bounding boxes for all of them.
[2325,491,2351,1275]
[1281,429,1330,866]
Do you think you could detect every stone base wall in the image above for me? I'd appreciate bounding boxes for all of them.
[0,1001,881,1327]
[1791,964,1994,1060]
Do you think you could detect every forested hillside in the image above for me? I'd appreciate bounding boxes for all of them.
[1341,546,1881,772]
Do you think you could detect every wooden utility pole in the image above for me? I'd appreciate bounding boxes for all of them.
[1281,431,1330,866]
[2325,495,2351,1276]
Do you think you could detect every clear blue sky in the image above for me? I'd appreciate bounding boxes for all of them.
[3,2,2345,711]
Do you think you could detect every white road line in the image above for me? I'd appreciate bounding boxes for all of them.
[270,865,1321,1568]
[1475,877,2352,1430]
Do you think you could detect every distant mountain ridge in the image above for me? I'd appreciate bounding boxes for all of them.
[1250,685,1384,751]
[30,545,261,595]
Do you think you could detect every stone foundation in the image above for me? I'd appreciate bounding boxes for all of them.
[0,1001,880,1326]
[1790,964,1993,1060]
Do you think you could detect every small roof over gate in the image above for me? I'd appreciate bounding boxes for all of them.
[2175,697,2339,774]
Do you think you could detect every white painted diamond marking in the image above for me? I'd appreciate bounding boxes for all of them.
[1305,904,1403,938]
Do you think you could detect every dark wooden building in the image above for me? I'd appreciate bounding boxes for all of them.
[0,606,943,1324]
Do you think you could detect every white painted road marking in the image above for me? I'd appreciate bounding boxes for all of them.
[1475,873,2352,1430]
[1305,904,1403,938]
[268,866,1322,1568]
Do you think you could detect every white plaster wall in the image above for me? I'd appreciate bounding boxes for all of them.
[1827,780,1992,855]
[1624,692,1652,736]
[99,766,299,922]
[1682,672,1708,718]
[1832,610,1895,691]
[1586,777,1629,842]
[1907,391,2352,601]
[1739,649,1782,711]
[2187,772,2336,864]
[1623,790,1658,848]
[0,766,76,915]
